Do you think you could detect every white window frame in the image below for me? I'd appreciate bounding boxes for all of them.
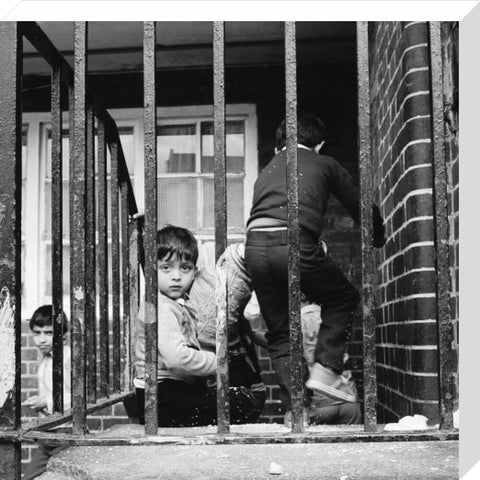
[21,104,257,313]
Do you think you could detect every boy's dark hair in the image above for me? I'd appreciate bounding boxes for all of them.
[29,305,69,334]
[157,225,198,264]
[275,111,327,150]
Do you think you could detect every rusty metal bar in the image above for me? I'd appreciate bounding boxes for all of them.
[428,21,454,430]
[21,22,138,218]
[0,21,22,480]
[70,21,87,434]
[143,20,158,435]
[128,219,140,387]
[284,21,303,434]
[51,61,65,414]
[213,20,230,434]
[111,139,121,394]
[356,21,377,432]
[120,182,131,390]
[22,428,459,447]
[22,392,135,434]
[97,118,110,398]
[68,83,75,408]
[85,101,97,403]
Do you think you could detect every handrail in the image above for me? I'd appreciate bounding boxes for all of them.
[20,21,138,216]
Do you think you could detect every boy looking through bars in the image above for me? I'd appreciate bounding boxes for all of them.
[133,225,261,426]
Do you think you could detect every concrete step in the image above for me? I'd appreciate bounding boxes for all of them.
[37,424,458,480]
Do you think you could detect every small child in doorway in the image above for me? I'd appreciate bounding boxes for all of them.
[133,225,260,427]
[244,111,386,411]
[22,305,71,480]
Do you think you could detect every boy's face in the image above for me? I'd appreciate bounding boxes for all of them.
[31,325,53,356]
[157,254,196,300]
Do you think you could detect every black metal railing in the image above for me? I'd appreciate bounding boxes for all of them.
[0,19,458,480]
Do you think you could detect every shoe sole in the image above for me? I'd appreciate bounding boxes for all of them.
[306,378,356,402]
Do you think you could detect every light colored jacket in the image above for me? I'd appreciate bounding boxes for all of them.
[134,292,216,387]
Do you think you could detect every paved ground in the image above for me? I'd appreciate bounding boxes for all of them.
[37,424,458,480]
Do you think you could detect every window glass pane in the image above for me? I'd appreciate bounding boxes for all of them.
[157,124,196,173]
[202,177,244,229]
[201,121,245,173]
[45,126,135,179]
[45,243,71,295]
[157,177,197,230]
[45,241,114,296]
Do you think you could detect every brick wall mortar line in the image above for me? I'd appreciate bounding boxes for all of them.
[378,44,428,108]
[384,113,430,153]
[378,292,436,306]
[377,43,428,102]
[377,241,434,270]
[380,104,430,164]
[377,319,437,327]
[403,22,427,29]
[378,67,429,128]
[377,343,436,349]
[378,388,439,406]
[389,267,436,282]
[376,364,438,378]
[387,215,433,238]
[380,188,432,213]
[377,66,429,128]
[377,344,438,350]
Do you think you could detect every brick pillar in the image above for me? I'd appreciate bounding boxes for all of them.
[369,22,440,423]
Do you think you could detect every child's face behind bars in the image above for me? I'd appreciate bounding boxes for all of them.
[157,254,197,300]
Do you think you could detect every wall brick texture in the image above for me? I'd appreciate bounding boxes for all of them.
[369,21,459,424]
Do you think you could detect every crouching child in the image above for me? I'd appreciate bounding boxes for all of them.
[133,225,260,427]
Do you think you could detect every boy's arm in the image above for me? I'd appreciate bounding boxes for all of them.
[157,302,217,377]
[327,158,386,248]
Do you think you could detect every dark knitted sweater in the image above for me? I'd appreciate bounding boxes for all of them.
[247,148,360,239]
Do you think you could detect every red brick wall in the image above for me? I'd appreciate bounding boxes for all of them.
[21,322,130,469]
[369,22,440,423]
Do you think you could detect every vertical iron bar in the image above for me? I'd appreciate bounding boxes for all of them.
[284,21,303,433]
[85,101,97,403]
[356,21,377,431]
[213,20,230,434]
[97,119,109,398]
[143,21,158,435]
[120,181,131,390]
[428,21,454,430]
[0,21,22,480]
[128,218,139,389]
[71,21,87,434]
[68,82,75,408]
[110,139,121,393]
[51,61,64,413]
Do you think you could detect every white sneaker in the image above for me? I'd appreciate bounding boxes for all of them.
[306,363,357,403]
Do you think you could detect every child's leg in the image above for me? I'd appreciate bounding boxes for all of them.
[245,230,308,411]
[299,239,360,373]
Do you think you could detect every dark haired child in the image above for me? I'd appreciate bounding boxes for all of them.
[134,225,260,426]
[244,111,386,412]
[22,305,70,480]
